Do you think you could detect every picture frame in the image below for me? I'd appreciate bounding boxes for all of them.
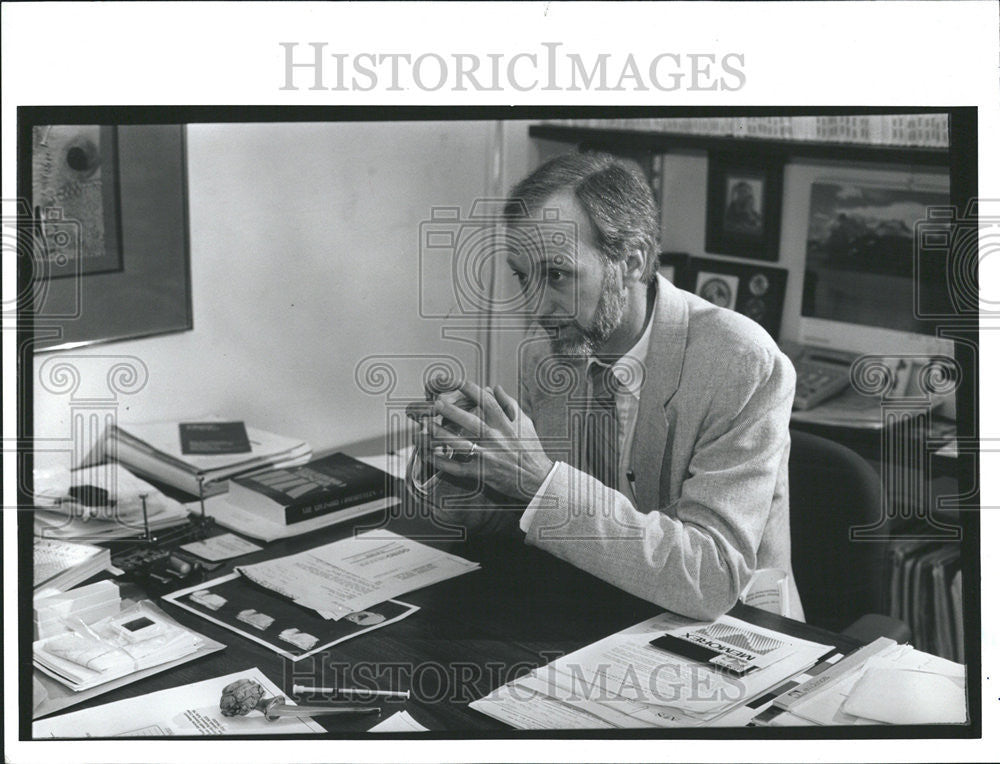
[704,153,783,261]
[657,251,690,286]
[685,257,788,339]
[29,124,193,351]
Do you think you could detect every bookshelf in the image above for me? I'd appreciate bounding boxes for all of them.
[528,123,951,167]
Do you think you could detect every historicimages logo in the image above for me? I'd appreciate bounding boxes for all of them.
[279,42,746,93]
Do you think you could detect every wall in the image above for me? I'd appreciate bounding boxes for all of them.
[33,121,505,469]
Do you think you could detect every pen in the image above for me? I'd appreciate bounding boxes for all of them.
[293,684,411,700]
[626,468,637,494]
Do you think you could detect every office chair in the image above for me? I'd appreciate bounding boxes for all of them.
[788,429,911,644]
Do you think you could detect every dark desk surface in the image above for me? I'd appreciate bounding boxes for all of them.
[36,504,860,734]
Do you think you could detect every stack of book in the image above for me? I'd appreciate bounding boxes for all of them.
[34,538,112,593]
[102,420,311,497]
[544,114,950,147]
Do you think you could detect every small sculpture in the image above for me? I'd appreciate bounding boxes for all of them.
[220,678,268,717]
[219,679,380,722]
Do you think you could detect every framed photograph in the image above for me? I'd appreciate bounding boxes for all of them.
[686,257,789,339]
[32,125,123,278]
[705,153,783,261]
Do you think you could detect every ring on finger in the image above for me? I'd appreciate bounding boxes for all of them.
[454,442,480,463]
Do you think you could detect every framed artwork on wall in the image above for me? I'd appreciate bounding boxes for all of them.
[32,125,123,279]
[704,152,783,261]
[28,124,193,351]
[686,257,788,339]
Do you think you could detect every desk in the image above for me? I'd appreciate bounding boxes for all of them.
[34,502,862,734]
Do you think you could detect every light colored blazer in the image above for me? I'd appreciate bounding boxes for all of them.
[516,275,803,621]
[426,275,803,622]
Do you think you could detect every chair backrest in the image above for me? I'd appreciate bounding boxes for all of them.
[788,429,886,633]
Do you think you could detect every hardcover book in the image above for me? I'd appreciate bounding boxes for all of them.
[229,452,391,525]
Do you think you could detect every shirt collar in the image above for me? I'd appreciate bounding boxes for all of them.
[588,307,654,398]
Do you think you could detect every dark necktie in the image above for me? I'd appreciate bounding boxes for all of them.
[581,361,620,491]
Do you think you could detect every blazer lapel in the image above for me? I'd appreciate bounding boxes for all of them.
[632,275,690,511]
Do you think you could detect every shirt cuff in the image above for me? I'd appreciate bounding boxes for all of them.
[519,461,563,533]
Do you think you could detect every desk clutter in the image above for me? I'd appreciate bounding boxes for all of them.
[28,423,969,735]
[471,614,966,729]
[163,530,478,660]
[471,612,834,728]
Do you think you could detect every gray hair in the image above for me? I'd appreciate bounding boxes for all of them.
[503,151,660,283]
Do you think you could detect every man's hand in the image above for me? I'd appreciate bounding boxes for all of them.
[415,381,554,503]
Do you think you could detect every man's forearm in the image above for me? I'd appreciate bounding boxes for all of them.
[520,463,754,621]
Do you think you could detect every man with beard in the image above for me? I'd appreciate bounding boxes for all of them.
[417,152,802,621]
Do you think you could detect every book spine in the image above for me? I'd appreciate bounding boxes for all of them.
[284,486,386,524]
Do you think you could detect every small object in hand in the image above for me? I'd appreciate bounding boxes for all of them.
[220,679,381,722]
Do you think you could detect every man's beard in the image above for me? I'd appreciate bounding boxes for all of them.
[549,264,627,357]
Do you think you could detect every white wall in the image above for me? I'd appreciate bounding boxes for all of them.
[33,121,506,468]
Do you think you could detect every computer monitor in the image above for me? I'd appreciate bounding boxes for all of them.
[798,179,955,358]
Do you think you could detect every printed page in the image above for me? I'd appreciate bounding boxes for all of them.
[236,530,479,619]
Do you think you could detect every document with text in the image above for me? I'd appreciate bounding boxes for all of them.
[235,530,480,620]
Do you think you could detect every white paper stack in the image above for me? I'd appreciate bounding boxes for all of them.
[33,537,112,592]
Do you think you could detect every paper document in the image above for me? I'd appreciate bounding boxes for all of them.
[180,533,263,561]
[470,612,832,729]
[840,650,965,725]
[368,710,429,733]
[33,667,325,737]
[235,530,478,620]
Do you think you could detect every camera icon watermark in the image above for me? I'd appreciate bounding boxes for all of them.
[914,198,1000,320]
[2,198,83,322]
[418,199,578,320]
